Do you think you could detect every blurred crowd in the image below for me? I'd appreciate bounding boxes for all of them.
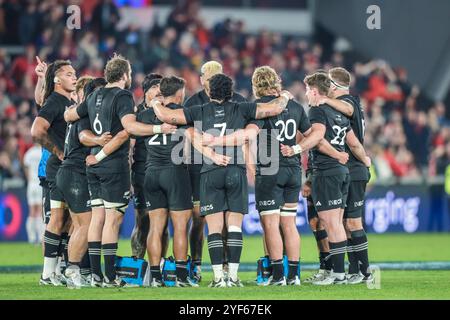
[1,0,450,189]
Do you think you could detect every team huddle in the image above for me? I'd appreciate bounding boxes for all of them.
[30,53,373,289]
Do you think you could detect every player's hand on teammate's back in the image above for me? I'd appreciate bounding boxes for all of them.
[280,90,294,100]
[211,153,231,166]
[280,144,295,157]
[56,150,64,161]
[161,123,177,134]
[364,156,371,168]
[85,155,98,166]
[301,180,312,197]
[96,132,112,146]
[202,132,215,146]
[338,151,349,165]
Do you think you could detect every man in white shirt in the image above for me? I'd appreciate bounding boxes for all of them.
[24,144,44,244]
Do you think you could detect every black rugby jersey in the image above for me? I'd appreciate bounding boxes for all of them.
[253,95,311,172]
[37,92,75,180]
[337,94,369,181]
[138,103,187,169]
[77,87,134,173]
[132,102,148,173]
[308,104,351,176]
[60,117,91,174]
[183,101,261,173]
[183,90,247,167]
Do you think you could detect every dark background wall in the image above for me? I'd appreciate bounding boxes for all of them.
[315,0,450,102]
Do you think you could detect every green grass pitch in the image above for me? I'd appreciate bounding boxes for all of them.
[1,233,450,300]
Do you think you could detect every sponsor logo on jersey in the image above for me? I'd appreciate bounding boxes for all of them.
[215,109,225,117]
[315,201,322,206]
[259,200,275,206]
[328,199,342,206]
[201,204,214,212]
[353,200,364,208]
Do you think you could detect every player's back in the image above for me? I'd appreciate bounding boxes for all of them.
[337,94,368,179]
[132,102,148,172]
[60,117,90,174]
[254,95,310,170]
[309,104,350,174]
[139,103,186,169]
[184,89,247,108]
[196,100,254,173]
[85,86,133,173]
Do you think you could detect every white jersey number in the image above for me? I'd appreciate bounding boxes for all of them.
[148,134,168,146]
[330,125,347,146]
[93,113,103,135]
[214,123,227,136]
[275,119,296,142]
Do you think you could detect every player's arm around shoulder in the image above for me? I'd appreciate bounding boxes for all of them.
[320,96,354,117]
[254,90,293,119]
[151,99,188,125]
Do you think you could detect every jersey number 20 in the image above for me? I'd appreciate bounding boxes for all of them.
[275,119,296,142]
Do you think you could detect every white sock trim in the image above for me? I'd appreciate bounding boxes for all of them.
[280,206,297,217]
[228,226,242,233]
[259,209,281,216]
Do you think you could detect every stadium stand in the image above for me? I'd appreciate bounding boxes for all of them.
[0,0,449,190]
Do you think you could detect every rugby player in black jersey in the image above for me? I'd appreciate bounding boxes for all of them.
[319,67,373,284]
[58,77,128,288]
[130,73,169,259]
[137,76,196,287]
[249,67,348,286]
[151,73,295,287]
[281,72,370,285]
[205,67,348,286]
[64,54,176,287]
[183,61,247,281]
[31,60,77,286]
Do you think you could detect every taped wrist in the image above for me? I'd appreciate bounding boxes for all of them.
[95,150,107,162]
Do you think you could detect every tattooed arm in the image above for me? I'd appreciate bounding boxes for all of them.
[152,100,188,125]
[254,91,292,119]
[31,117,64,160]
